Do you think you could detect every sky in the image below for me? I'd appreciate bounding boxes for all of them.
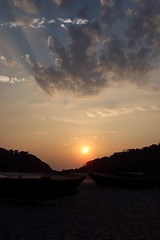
[0,0,160,170]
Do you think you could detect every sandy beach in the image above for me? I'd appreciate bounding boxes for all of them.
[0,177,160,240]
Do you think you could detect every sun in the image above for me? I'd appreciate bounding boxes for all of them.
[81,147,89,154]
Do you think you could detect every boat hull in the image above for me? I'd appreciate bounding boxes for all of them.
[0,175,86,200]
[89,173,160,189]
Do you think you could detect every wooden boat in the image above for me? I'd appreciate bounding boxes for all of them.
[89,172,160,189]
[0,174,86,201]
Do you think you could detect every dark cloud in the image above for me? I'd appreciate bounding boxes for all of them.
[24,0,160,96]
[100,0,114,24]
[126,0,160,56]
[100,37,153,85]
[77,5,89,19]
[32,21,106,96]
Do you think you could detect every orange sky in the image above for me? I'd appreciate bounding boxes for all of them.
[0,0,160,170]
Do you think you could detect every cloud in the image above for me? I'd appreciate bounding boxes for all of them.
[71,137,79,140]
[100,0,113,7]
[0,56,7,65]
[58,18,88,25]
[150,105,160,111]
[23,0,160,96]
[0,75,25,83]
[0,56,18,67]
[52,115,80,124]
[29,21,107,96]
[0,17,88,30]
[134,106,148,112]
[1,17,46,29]
[11,0,39,14]
[86,112,95,118]
[100,0,114,23]
[100,38,154,86]
[92,105,160,118]
[54,0,74,8]
[126,0,160,55]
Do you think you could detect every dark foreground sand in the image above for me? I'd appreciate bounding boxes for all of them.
[0,177,160,240]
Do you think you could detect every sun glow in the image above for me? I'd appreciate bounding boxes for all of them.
[81,147,89,154]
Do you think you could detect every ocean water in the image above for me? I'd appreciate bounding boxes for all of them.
[0,178,160,240]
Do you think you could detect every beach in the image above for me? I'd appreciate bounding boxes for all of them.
[0,177,160,240]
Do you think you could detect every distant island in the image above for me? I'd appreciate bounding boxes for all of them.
[63,144,160,176]
[0,148,54,173]
[0,144,160,175]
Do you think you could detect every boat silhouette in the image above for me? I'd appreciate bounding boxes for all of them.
[0,174,86,201]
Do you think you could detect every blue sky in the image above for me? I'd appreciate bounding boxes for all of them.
[0,0,160,170]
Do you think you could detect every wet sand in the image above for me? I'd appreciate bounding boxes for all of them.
[0,177,160,240]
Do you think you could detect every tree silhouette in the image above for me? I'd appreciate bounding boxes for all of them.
[82,144,160,175]
[0,148,54,173]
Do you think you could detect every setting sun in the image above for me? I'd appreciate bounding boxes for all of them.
[81,147,89,154]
